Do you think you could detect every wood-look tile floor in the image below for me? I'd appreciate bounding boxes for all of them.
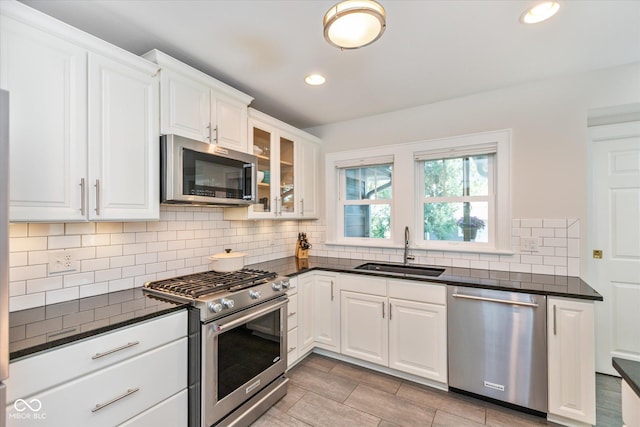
[251,353,623,427]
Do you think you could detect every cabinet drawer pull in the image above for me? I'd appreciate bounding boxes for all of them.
[331,280,334,301]
[92,388,139,413]
[389,302,392,320]
[91,341,140,360]
[300,199,304,216]
[553,304,557,336]
[382,301,385,319]
[288,346,297,352]
[288,311,297,317]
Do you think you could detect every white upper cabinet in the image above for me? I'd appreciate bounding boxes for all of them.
[87,52,159,221]
[1,13,87,221]
[224,108,321,220]
[1,2,160,222]
[143,49,252,153]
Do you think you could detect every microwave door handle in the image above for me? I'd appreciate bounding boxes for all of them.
[243,163,255,201]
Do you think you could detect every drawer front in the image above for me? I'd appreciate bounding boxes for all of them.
[287,328,299,368]
[8,310,187,402]
[6,338,187,427]
[388,280,446,304]
[287,294,298,331]
[340,274,386,296]
[118,389,187,427]
[286,277,298,296]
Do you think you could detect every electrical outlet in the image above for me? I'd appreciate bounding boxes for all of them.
[48,250,80,274]
[521,237,539,252]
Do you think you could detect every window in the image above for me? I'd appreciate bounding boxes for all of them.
[338,163,392,239]
[421,154,494,244]
[325,130,510,252]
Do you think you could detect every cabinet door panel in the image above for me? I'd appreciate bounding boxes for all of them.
[313,274,340,352]
[161,69,209,142]
[298,274,315,356]
[214,94,248,152]
[389,298,447,382]
[341,291,387,365]
[1,16,87,221]
[298,139,319,218]
[547,298,596,425]
[118,389,187,427]
[88,52,159,220]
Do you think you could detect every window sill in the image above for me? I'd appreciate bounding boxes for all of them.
[325,240,514,256]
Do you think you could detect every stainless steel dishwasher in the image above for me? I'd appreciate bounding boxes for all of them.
[447,286,547,414]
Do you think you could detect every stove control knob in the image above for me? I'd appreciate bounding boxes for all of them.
[208,302,223,313]
[271,282,283,291]
[221,298,235,309]
[281,280,290,290]
[249,290,261,299]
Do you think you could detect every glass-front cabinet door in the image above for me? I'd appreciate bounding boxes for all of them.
[249,119,297,218]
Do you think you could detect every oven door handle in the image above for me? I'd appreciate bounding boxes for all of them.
[210,298,288,334]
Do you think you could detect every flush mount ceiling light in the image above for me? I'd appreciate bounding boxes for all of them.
[323,0,386,49]
[305,74,326,86]
[520,1,560,24]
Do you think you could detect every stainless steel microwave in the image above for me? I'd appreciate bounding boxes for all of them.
[161,135,257,206]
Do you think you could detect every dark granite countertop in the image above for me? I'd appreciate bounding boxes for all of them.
[9,288,189,361]
[248,256,603,301]
[613,357,640,399]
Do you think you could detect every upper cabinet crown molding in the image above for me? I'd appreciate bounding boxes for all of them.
[0,0,159,76]
[142,49,252,152]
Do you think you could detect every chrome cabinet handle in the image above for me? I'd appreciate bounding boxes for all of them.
[553,304,557,335]
[94,179,100,216]
[273,197,278,216]
[451,293,539,308]
[288,346,297,352]
[382,301,385,318]
[79,178,86,216]
[330,280,334,301]
[92,388,139,413]
[91,341,140,360]
[300,199,304,216]
[279,196,283,215]
[288,311,297,317]
[389,302,392,320]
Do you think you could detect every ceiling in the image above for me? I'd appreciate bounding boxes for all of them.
[19,0,640,130]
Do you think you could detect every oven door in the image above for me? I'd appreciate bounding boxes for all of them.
[202,296,287,427]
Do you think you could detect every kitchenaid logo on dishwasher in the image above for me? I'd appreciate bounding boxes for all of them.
[483,381,505,392]
[10,398,47,420]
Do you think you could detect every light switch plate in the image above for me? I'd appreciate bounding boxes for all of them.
[521,237,539,252]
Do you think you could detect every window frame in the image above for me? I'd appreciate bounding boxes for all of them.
[325,129,511,254]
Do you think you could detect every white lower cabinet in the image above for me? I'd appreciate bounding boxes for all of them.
[339,275,447,384]
[118,389,188,427]
[286,279,299,368]
[622,380,640,427]
[6,311,188,427]
[547,297,596,426]
[297,274,315,357]
[313,273,340,352]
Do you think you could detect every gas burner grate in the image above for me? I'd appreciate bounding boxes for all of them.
[144,268,278,299]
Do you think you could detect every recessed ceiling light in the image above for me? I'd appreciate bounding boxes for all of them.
[520,1,560,24]
[305,74,326,86]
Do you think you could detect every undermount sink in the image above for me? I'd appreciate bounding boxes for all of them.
[354,263,445,278]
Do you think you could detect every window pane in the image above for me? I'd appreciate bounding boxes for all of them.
[424,156,489,197]
[424,201,488,242]
[344,204,391,238]
[345,165,392,200]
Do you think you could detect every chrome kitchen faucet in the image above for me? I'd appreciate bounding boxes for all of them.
[404,226,415,265]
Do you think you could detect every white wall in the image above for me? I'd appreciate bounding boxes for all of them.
[307,63,640,275]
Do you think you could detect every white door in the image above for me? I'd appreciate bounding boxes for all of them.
[389,298,447,382]
[312,274,340,351]
[297,274,315,356]
[298,138,319,218]
[340,291,388,365]
[88,53,159,221]
[589,121,640,375]
[213,93,248,152]
[1,16,87,221]
[160,68,210,142]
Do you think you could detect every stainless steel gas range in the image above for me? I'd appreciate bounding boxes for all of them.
[144,269,290,427]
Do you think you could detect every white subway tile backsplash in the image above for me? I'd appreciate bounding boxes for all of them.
[46,287,79,305]
[8,211,584,310]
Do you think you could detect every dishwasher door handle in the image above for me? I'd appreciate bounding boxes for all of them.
[451,293,539,308]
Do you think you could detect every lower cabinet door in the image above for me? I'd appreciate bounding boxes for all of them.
[118,389,187,427]
[388,298,447,382]
[6,338,187,427]
[547,297,596,425]
[340,291,388,365]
